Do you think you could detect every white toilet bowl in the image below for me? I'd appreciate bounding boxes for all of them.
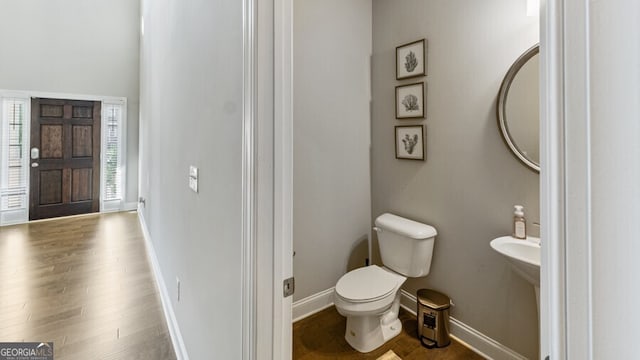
[334,265,406,353]
[333,213,438,353]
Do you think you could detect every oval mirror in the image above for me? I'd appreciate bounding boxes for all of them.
[497,44,540,173]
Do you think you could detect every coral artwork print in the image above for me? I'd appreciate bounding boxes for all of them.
[396,82,424,119]
[404,51,418,72]
[397,39,426,80]
[402,134,419,154]
[402,94,419,111]
[395,125,424,160]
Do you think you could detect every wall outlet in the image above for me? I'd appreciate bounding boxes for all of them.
[176,277,181,302]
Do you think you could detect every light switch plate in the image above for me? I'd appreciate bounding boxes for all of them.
[189,166,198,193]
[189,177,198,192]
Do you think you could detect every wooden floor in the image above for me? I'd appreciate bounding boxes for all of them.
[0,212,176,360]
[294,306,484,360]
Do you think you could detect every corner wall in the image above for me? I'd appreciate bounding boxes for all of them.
[371,0,539,358]
[293,0,373,301]
[0,0,140,204]
[139,0,243,358]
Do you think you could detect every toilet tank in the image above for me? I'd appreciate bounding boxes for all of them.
[375,213,438,277]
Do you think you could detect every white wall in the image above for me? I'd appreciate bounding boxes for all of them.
[0,0,140,204]
[588,0,640,357]
[139,0,243,358]
[293,0,373,301]
[371,0,539,358]
[545,0,640,358]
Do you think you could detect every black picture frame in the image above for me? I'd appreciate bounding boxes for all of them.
[395,125,425,161]
[395,82,425,119]
[396,39,426,80]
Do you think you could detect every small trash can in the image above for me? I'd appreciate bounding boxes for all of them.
[417,288,451,348]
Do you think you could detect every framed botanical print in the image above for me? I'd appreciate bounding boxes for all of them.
[396,39,426,80]
[395,125,425,161]
[395,82,425,119]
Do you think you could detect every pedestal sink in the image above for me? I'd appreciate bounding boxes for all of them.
[490,236,540,310]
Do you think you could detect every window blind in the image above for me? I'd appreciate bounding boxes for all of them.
[103,104,122,201]
[1,99,28,211]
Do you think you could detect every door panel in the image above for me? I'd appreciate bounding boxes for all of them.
[72,106,94,119]
[39,170,63,205]
[29,98,101,220]
[71,168,93,202]
[72,125,93,157]
[41,125,63,159]
[40,104,64,118]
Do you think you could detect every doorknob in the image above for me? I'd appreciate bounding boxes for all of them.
[30,147,39,160]
[31,162,39,168]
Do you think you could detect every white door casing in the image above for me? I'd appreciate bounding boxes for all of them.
[253,0,293,359]
[541,0,640,359]
[272,0,294,358]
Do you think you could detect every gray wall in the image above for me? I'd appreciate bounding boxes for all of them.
[0,0,140,204]
[139,0,243,357]
[293,0,373,301]
[371,0,539,358]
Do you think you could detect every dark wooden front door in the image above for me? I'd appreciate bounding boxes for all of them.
[29,98,101,220]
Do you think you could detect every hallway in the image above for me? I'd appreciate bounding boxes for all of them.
[0,212,176,359]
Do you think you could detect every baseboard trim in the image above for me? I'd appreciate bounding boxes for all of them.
[292,288,335,323]
[138,211,190,360]
[399,290,527,360]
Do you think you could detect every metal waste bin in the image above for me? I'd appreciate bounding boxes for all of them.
[417,289,451,348]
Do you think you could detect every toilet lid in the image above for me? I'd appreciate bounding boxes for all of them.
[335,265,404,302]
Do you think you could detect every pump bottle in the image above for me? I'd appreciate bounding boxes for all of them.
[513,205,527,239]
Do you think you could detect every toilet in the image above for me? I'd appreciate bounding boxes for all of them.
[334,213,438,353]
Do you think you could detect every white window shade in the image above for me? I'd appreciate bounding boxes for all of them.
[103,104,123,201]
[1,99,28,211]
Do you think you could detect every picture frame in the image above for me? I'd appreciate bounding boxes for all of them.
[396,39,426,80]
[395,82,425,119]
[395,125,425,161]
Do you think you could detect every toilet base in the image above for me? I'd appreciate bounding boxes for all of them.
[344,315,402,353]
[342,293,403,353]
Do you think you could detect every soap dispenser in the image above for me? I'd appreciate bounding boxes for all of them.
[513,205,527,239]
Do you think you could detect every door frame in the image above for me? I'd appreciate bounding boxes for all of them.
[0,89,128,226]
[249,0,293,358]
[540,0,567,357]
[272,0,294,358]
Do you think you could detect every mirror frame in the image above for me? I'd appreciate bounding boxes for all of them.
[497,44,540,173]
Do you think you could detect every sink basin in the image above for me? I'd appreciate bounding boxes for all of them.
[490,236,540,287]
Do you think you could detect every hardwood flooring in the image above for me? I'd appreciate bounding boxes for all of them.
[293,306,484,360]
[0,212,176,360]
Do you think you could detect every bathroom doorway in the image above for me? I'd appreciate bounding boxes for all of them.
[284,0,541,359]
[276,1,552,357]
[266,0,640,359]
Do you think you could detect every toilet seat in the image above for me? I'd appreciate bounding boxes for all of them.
[335,265,404,303]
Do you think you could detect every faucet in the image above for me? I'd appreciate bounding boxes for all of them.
[532,222,541,244]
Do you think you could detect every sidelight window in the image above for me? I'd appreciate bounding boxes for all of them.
[102,103,124,202]
[0,98,29,212]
